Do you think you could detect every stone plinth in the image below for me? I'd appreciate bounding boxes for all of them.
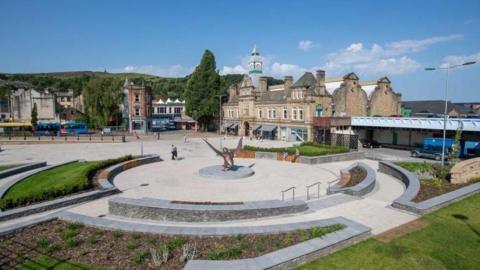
[451,157,480,184]
[198,165,254,180]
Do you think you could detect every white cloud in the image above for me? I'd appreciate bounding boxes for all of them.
[220,65,248,75]
[440,52,480,68]
[322,34,463,75]
[269,62,309,78]
[298,40,314,52]
[111,64,193,77]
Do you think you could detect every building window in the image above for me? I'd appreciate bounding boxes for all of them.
[292,108,297,120]
[268,108,272,119]
[299,108,304,120]
[174,107,182,114]
[315,104,323,117]
[283,107,288,119]
[135,108,140,116]
[258,108,262,119]
[135,94,140,102]
[272,108,276,119]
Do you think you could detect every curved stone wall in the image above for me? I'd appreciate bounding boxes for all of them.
[109,197,308,222]
[327,162,376,197]
[0,162,47,180]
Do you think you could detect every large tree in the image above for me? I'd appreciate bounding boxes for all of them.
[82,77,123,128]
[31,103,38,125]
[184,50,221,131]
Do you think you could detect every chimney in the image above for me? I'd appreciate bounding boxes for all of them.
[259,77,268,92]
[377,77,391,90]
[315,70,327,95]
[284,76,293,92]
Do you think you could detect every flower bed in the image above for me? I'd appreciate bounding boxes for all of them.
[0,220,344,270]
[395,161,480,202]
[243,142,349,157]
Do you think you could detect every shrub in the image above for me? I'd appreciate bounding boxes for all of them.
[65,237,80,248]
[243,143,348,157]
[112,231,123,240]
[133,250,149,264]
[127,240,138,250]
[165,236,187,250]
[62,229,77,240]
[36,238,50,249]
[46,243,60,253]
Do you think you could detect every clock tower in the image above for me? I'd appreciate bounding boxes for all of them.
[248,44,263,87]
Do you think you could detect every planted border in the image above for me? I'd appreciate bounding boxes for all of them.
[379,160,480,215]
[327,162,376,197]
[0,155,161,221]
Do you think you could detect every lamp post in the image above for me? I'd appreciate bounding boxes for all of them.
[425,61,476,167]
[216,95,226,135]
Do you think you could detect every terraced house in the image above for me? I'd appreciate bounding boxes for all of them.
[222,47,402,142]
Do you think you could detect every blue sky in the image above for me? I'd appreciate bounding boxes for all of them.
[0,0,479,101]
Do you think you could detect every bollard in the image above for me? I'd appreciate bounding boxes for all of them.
[122,135,126,143]
[112,135,114,142]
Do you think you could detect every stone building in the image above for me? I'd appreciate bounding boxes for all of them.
[152,97,185,118]
[222,47,402,142]
[55,90,84,113]
[127,83,152,133]
[10,88,57,122]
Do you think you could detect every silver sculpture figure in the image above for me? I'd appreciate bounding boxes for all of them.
[203,137,243,170]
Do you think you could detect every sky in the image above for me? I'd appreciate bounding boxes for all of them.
[0,0,479,102]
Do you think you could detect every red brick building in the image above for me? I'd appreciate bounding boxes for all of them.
[127,84,152,133]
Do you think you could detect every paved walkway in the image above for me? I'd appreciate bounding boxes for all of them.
[0,137,418,235]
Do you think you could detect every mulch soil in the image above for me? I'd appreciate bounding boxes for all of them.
[376,219,430,243]
[343,166,368,188]
[0,220,343,270]
[413,180,474,202]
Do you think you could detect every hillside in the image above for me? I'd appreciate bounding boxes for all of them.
[0,71,282,100]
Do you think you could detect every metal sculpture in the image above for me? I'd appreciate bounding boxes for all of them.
[203,137,243,170]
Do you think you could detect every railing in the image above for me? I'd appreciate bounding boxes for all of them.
[306,181,321,200]
[0,134,126,143]
[281,186,296,201]
[326,178,340,194]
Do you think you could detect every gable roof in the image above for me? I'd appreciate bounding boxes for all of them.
[402,100,471,115]
[292,72,317,95]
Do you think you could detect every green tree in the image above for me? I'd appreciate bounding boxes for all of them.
[31,103,38,125]
[82,77,123,128]
[184,50,221,131]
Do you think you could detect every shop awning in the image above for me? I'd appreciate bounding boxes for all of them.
[252,124,262,131]
[260,125,277,132]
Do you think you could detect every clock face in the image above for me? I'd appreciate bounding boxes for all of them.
[255,63,261,70]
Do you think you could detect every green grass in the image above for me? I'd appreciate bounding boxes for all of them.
[395,161,434,174]
[296,194,480,270]
[0,155,132,210]
[0,164,18,171]
[244,142,349,157]
[16,255,104,270]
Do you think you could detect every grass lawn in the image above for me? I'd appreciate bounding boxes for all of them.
[17,255,104,270]
[0,164,18,172]
[297,194,480,270]
[0,155,132,210]
[244,142,349,156]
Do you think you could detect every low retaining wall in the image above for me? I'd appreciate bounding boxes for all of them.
[184,217,370,270]
[327,162,376,197]
[0,155,161,221]
[0,162,47,180]
[238,150,365,165]
[109,197,308,222]
[379,160,480,215]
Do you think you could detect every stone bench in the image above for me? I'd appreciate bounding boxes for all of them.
[327,162,376,197]
[109,197,308,222]
[0,162,47,180]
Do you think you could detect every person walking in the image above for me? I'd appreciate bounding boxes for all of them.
[292,147,300,163]
[183,133,187,143]
[283,148,289,161]
[171,144,177,160]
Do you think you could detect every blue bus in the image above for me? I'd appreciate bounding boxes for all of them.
[34,122,61,136]
[60,122,88,135]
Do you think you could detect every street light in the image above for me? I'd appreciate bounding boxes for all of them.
[425,61,476,167]
[216,95,226,135]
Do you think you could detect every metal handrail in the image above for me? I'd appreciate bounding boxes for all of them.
[306,181,321,200]
[281,186,296,201]
[326,178,340,194]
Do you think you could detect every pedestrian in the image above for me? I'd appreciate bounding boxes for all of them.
[283,148,288,161]
[171,144,177,160]
[183,133,187,143]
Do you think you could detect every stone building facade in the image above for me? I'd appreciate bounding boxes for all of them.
[223,71,401,142]
[127,84,152,133]
[55,90,84,113]
[10,88,57,122]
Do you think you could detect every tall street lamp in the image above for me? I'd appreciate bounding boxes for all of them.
[216,94,226,135]
[425,61,476,167]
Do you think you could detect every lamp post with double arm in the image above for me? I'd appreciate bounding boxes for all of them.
[425,61,476,167]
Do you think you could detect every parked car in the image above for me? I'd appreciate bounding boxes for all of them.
[411,138,453,161]
[361,139,382,148]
